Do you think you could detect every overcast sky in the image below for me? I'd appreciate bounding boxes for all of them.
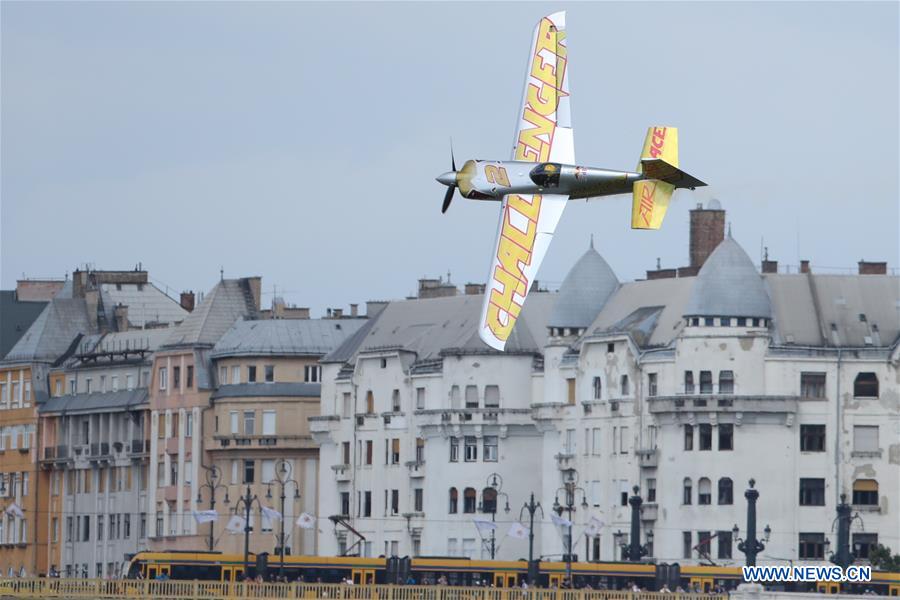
[2,2,897,315]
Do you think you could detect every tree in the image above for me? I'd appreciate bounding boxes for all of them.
[868,544,900,572]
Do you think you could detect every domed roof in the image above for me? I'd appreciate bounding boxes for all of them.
[549,240,619,329]
[684,236,772,319]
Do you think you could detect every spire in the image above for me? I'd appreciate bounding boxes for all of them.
[589,234,594,250]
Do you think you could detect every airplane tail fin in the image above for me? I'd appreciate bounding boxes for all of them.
[632,126,706,230]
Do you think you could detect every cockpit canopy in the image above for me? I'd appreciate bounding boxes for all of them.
[529,163,562,188]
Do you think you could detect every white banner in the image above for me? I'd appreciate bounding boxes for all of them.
[473,519,497,534]
[192,509,218,524]
[296,512,315,529]
[508,522,529,539]
[4,503,24,518]
[584,517,603,537]
[225,515,246,534]
[551,513,572,528]
[261,506,283,522]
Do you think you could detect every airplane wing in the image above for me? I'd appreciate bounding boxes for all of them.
[478,11,573,351]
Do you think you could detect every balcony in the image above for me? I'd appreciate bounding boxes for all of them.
[131,440,149,455]
[212,434,313,451]
[641,502,658,521]
[648,394,799,416]
[416,408,533,430]
[636,448,658,468]
[331,464,351,482]
[165,437,179,455]
[405,460,426,478]
[555,452,576,470]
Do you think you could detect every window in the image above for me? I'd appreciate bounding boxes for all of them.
[158,368,167,391]
[366,391,374,413]
[304,365,320,383]
[219,366,227,384]
[484,385,500,408]
[243,410,255,435]
[262,411,276,435]
[592,377,602,400]
[684,424,694,450]
[463,488,477,513]
[449,488,458,513]
[619,426,629,454]
[699,424,712,450]
[263,365,274,383]
[247,365,257,383]
[717,530,733,559]
[415,438,424,463]
[799,478,825,506]
[390,489,399,515]
[341,441,350,465]
[230,411,239,434]
[460,385,478,409]
[718,424,733,450]
[853,425,879,453]
[414,488,423,512]
[84,378,92,394]
[797,424,826,452]
[243,460,255,484]
[261,459,275,483]
[481,487,497,513]
[620,375,630,396]
[801,372,826,398]
[566,378,576,405]
[697,531,711,557]
[54,380,62,396]
[449,436,459,462]
[173,366,180,390]
[718,478,733,505]
[231,365,240,384]
[683,478,692,505]
[450,385,460,409]
[683,531,692,559]
[564,428,576,455]
[718,370,734,394]
[392,389,401,412]
[126,374,134,391]
[852,479,878,506]
[365,440,373,465]
[416,387,425,409]
[340,492,350,516]
[647,373,658,397]
[699,371,712,394]
[363,491,372,517]
[684,371,694,394]
[799,532,826,559]
[342,393,352,417]
[186,366,193,389]
[391,438,400,464]
[170,461,178,486]
[698,478,712,505]
[185,413,193,437]
[483,436,498,462]
[853,372,878,398]
[464,436,478,462]
[854,533,878,559]
[110,376,119,392]
[647,478,656,502]
[591,428,602,455]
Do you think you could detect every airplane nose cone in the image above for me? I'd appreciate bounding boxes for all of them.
[436,171,457,187]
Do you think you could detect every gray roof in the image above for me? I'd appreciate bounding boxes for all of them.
[549,242,619,328]
[683,237,773,319]
[0,291,48,360]
[211,382,321,399]
[163,279,257,348]
[324,291,556,364]
[2,281,93,364]
[211,318,367,359]
[99,283,188,328]
[39,388,148,414]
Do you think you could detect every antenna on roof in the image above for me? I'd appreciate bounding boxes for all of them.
[590,234,594,250]
[656,257,661,269]
[220,266,224,281]
[727,222,732,238]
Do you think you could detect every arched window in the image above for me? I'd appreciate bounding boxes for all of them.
[448,488,458,514]
[718,478,733,505]
[852,479,878,506]
[683,478,693,505]
[365,391,374,414]
[698,478,711,505]
[592,377,602,400]
[621,375,630,396]
[853,373,878,398]
[463,488,477,514]
[450,385,461,409]
[481,487,497,513]
[719,371,734,394]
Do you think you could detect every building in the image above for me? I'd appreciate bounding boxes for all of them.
[202,317,366,558]
[313,203,899,567]
[0,279,64,360]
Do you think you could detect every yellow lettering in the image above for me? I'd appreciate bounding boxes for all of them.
[484,165,511,187]
[496,235,531,297]
[515,108,554,161]
[526,82,556,117]
[530,19,559,87]
[506,194,541,223]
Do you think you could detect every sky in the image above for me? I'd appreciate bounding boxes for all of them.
[2,2,898,315]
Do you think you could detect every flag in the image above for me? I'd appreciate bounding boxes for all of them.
[225,515,245,534]
[585,517,603,536]
[4,503,24,518]
[192,510,218,524]
[508,522,529,540]
[551,513,572,528]
[473,519,497,534]
[296,512,315,529]
[261,506,283,522]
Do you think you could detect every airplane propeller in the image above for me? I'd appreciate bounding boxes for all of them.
[436,145,458,214]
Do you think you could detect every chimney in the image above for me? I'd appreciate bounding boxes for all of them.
[465,283,486,296]
[327,308,333,318]
[333,308,343,318]
[761,260,778,274]
[15,279,65,302]
[646,268,677,280]
[677,266,700,278]
[858,261,887,275]
[244,276,262,310]
[366,300,388,317]
[114,304,129,332]
[350,304,359,317]
[180,291,195,312]
[689,201,725,268]
[800,260,811,274]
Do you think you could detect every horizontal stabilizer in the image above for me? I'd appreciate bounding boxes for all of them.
[641,158,707,189]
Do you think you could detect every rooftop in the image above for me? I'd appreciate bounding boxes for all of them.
[211,318,367,359]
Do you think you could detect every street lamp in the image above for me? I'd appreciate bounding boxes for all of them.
[476,473,510,560]
[829,493,863,570]
[625,486,653,561]
[266,459,301,579]
[233,484,263,579]
[520,493,543,586]
[732,479,771,567]
[196,465,229,551]
[553,469,588,586]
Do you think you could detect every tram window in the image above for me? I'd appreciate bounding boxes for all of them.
[529,163,562,188]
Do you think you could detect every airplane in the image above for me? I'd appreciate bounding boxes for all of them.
[436,11,706,351]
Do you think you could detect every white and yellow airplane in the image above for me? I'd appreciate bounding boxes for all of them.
[437,11,706,351]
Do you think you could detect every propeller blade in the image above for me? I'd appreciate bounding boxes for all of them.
[441,185,455,214]
[450,139,456,172]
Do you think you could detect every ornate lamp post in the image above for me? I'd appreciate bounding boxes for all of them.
[732,479,771,567]
[266,459,301,579]
[233,485,263,578]
[520,493,543,586]
[196,465,229,551]
[476,473,510,560]
[829,493,863,570]
[624,486,653,561]
[553,469,588,585]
